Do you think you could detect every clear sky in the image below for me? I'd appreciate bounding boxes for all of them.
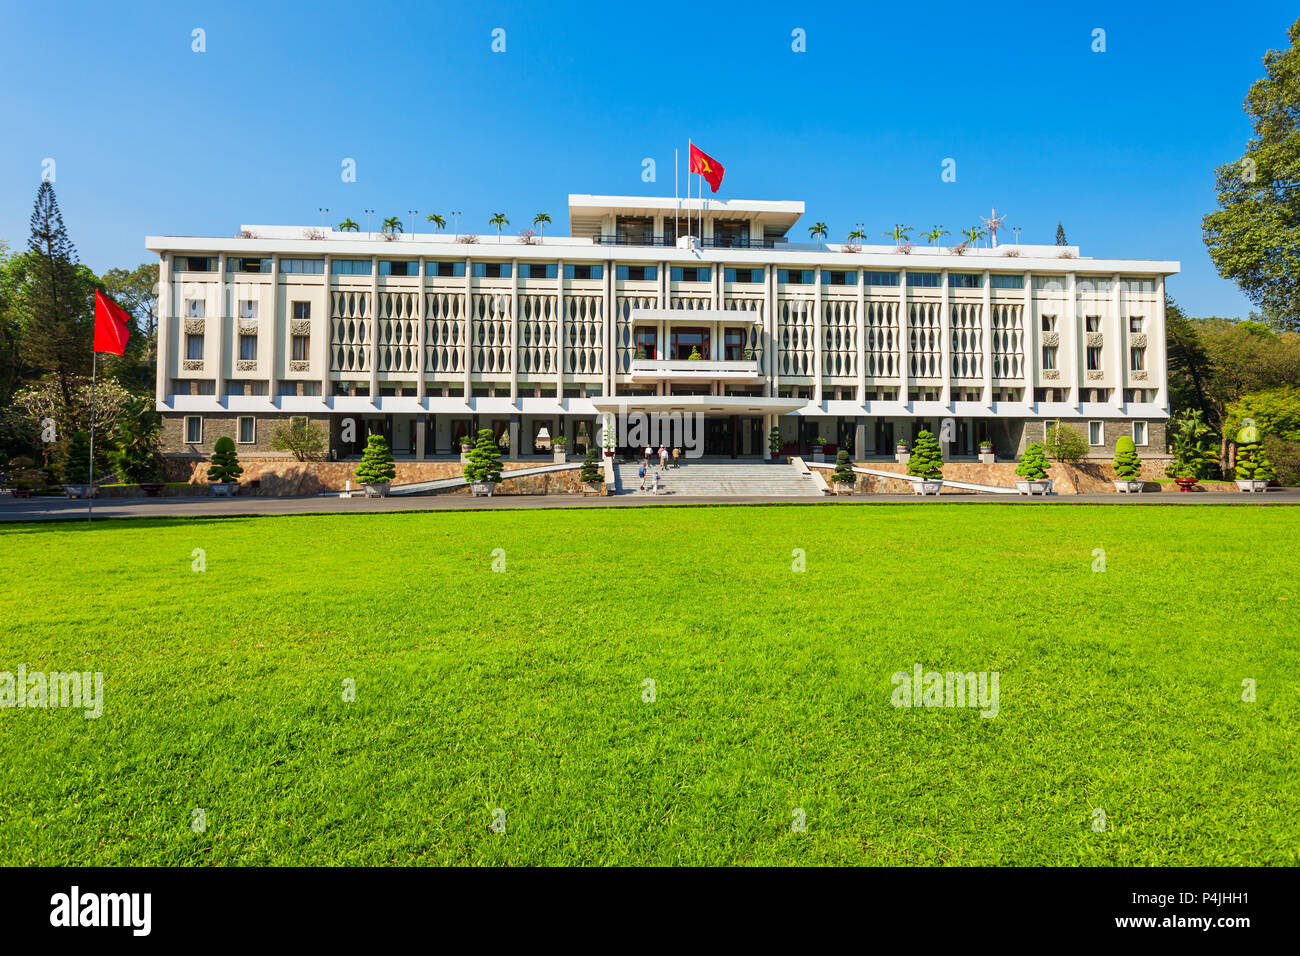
[0,0,1293,318]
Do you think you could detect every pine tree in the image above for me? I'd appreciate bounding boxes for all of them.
[1015,442,1052,480]
[907,430,944,479]
[207,435,244,483]
[832,448,856,485]
[61,430,92,485]
[1055,222,1067,246]
[462,428,502,484]
[1112,434,1142,480]
[354,434,396,485]
[579,446,604,485]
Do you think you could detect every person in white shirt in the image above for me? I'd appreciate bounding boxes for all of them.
[652,470,661,494]
[658,445,668,470]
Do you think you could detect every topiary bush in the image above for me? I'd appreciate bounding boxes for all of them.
[355,434,397,485]
[579,446,604,485]
[1112,434,1141,480]
[768,426,783,456]
[61,431,92,485]
[1236,440,1276,482]
[1015,442,1051,481]
[832,448,856,485]
[907,430,943,479]
[207,435,244,483]
[462,428,502,484]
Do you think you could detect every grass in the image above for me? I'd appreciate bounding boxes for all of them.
[0,504,1297,866]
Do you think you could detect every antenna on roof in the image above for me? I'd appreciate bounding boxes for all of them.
[980,206,1007,248]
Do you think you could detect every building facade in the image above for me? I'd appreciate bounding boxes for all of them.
[147,194,1178,464]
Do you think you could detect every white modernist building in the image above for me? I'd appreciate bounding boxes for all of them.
[147,193,1178,463]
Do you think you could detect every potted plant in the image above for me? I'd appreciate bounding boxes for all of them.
[1111,435,1144,492]
[207,435,243,495]
[463,428,502,496]
[355,434,397,497]
[831,448,856,495]
[768,426,783,463]
[1014,442,1053,495]
[895,439,909,463]
[810,435,827,463]
[978,439,995,464]
[907,429,944,495]
[1234,439,1274,493]
[552,434,567,463]
[687,345,703,361]
[458,433,474,461]
[579,446,605,496]
[601,419,617,458]
[61,431,94,498]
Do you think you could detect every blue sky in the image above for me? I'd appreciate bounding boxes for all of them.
[0,0,1293,317]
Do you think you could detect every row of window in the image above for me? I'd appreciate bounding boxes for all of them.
[1040,315,1146,333]
[185,300,313,319]
[185,331,310,362]
[1041,344,1145,372]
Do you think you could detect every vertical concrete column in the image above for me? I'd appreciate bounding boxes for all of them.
[321,255,332,401]
[939,269,951,407]
[855,268,866,406]
[1022,270,1035,410]
[156,253,171,407]
[897,269,909,406]
[555,259,565,400]
[215,253,227,405]
[463,257,473,398]
[1066,272,1079,408]
[416,257,427,401]
[509,258,519,401]
[1110,272,1124,413]
[765,264,776,398]
[268,254,281,402]
[368,255,379,400]
[813,267,823,404]
[603,260,614,396]
[1154,276,1169,412]
[981,270,992,405]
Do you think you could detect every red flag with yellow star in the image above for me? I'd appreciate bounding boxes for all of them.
[689,143,724,193]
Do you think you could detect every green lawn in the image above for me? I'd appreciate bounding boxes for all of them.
[1,505,1296,866]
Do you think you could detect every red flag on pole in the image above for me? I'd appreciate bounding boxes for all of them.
[93,289,131,355]
[689,143,725,193]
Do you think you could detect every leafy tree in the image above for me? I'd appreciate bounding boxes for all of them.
[489,213,510,241]
[768,426,783,456]
[884,224,913,245]
[1234,439,1276,481]
[532,212,551,238]
[60,430,92,485]
[1044,421,1088,462]
[923,226,949,245]
[110,396,162,483]
[98,263,157,392]
[10,373,130,468]
[354,434,396,485]
[1055,222,1067,246]
[1223,385,1300,444]
[579,446,604,485]
[462,427,502,483]
[960,226,985,248]
[1015,442,1052,480]
[1112,434,1142,480]
[269,418,327,461]
[381,217,402,234]
[1203,17,1300,329]
[832,448,856,485]
[338,219,359,231]
[1165,296,1214,421]
[907,429,943,478]
[207,435,243,483]
[425,214,445,232]
[808,222,828,243]
[1167,408,1216,479]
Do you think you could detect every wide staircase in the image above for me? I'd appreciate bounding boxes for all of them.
[615,460,823,497]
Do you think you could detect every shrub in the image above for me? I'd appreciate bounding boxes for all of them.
[1112,435,1141,480]
[552,435,567,447]
[832,448,856,485]
[1235,440,1276,481]
[688,345,703,360]
[61,431,93,485]
[7,457,46,492]
[907,430,943,479]
[462,428,502,484]
[206,436,244,483]
[270,418,327,461]
[579,446,604,484]
[1015,443,1052,481]
[110,399,163,483]
[1044,421,1088,462]
[355,434,396,485]
[1166,408,1215,480]
[1262,435,1299,485]
[768,426,783,454]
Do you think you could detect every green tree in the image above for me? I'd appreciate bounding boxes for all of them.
[489,213,510,241]
[808,221,828,243]
[1112,434,1142,480]
[579,446,604,485]
[1203,17,1300,330]
[1015,442,1052,480]
[354,434,396,485]
[381,217,402,234]
[269,418,327,461]
[1167,408,1216,479]
[109,396,162,483]
[338,219,359,231]
[99,262,157,391]
[923,226,949,245]
[1044,421,1088,462]
[960,225,985,248]
[884,224,913,245]
[1165,296,1214,422]
[1055,222,1067,245]
[907,430,943,478]
[768,425,783,456]
[207,435,243,483]
[1223,385,1300,443]
[532,212,551,238]
[463,428,502,483]
[425,214,445,232]
[61,430,92,485]
[1234,439,1276,481]
[832,448,856,485]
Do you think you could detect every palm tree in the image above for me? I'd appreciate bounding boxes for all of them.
[381,217,403,235]
[489,212,509,241]
[532,212,551,239]
[338,218,359,232]
[845,229,866,250]
[883,224,912,245]
[426,213,446,232]
[961,226,985,248]
[808,221,828,244]
[923,226,949,246]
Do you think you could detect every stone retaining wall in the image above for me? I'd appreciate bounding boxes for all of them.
[848,459,1236,494]
[161,457,560,496]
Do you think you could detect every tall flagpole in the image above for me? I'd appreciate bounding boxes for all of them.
[87,350,95,522]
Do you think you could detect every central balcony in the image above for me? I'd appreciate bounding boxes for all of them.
[628,357,761,382]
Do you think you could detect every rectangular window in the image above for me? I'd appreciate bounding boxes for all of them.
[379,260,417,277]
[472,262,512,278]
[1087,346,1102,371]
[292,301,311,320]
[1088,421,1104,446]
[672,266,711,282]
[863,271,900,286]
[186,299,206,318]
[239,300,258,319]
[331,259,372,276]
[724,267,762,283]
[723,327,746,360]
[239,334,257,361]
[1085,315,1102,332]
[906,272,942,287]
[227,257,271,274]
[429,261,465,277]
[670,327,710,360]
[1133,421,1148,446]
[990,274,1024,289]
[618,265,657,281]
[1077,277,1113,294]
[186,333,204,360]
[185,416,203,444]
[1128,316,1144,333]
[292,334,310,362]
[948,272,983,288]
[821,270,857,286]
[777,269,812,284]
[1032,275,1067,291]
[634,327,657,358]
[1041,345,1058,370]
[1041,315,1057,332]
[564,261,603,280]
[518,263,557,279]
[1130,347,1145,370]
[177,257,214,272]
[279,258,324,274]
[237,416,255,444]
[1122,277,1157,293]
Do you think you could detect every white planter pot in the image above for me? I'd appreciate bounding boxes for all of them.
[471,481,495,497]
[553,449,567,463]
[582,482,605,496]
[834,482,855,495]
[1016,479,1052,496]
[210,482,236,497]
[895,447,909,463]
[811,451,826,463]
[914,479,943,496]
[459,449,472,463]
[979,450,996,464]
[62,484,93,499]
[1113,480,1145,493]
[363,482,390,498]
[1236,479,1268,493]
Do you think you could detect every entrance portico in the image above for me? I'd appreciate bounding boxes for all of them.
[592,395,805,459]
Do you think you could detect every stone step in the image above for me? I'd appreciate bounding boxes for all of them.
[615,462,824,497]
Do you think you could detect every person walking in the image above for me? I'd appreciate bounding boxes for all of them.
[638,461,647,491]
[671,446,681,468]
[644,445,652,469]
[652,469,661,495]
[658,444,668,470]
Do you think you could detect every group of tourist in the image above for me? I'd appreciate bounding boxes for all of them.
[637,444,680,494]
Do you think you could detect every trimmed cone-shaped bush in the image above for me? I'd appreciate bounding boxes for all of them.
[1112,435,1141,480]
[354,434,397,485]
[907,430,943,479]
[1015,442,1051,481]
[768,426,783,455]
[579,446,604,484]
[1236,441,1276,481]
[832,448,856,485]
[463,428,502,484]
[207,435,244,483]
[61,431,92,485]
